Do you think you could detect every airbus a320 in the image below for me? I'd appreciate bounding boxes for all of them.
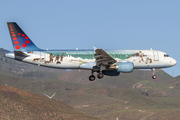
[4,22,177,81]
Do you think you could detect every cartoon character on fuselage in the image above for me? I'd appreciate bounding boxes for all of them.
[4,22,177,81]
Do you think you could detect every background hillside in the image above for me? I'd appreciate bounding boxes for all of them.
[1,48,180,120]
[0,86,101,120]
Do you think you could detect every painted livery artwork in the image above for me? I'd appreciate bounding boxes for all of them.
[30,50,154,68]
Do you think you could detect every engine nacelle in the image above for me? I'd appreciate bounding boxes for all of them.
[110,62,134,73]
[117,62,134,73]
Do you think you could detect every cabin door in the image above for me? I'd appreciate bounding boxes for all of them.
[153,51,159,61]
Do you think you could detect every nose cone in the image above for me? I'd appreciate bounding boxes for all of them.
[171,58,177,66]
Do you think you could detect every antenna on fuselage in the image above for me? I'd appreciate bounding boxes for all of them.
[150,48,153,50]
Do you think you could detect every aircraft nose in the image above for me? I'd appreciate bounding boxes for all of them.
[170,58,177,66]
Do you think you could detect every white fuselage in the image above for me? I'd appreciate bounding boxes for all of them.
[4,49,177,70]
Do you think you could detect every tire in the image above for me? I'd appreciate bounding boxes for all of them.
[97,73,104,79]
[152,75,157,79]
[89,75,95,81]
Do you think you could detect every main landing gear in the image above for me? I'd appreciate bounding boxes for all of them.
[89,70,104,81]
[151,68,157,79]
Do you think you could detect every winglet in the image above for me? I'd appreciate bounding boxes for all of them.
[92,46,97,51]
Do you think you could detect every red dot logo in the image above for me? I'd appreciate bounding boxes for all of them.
[13,38,17,40]
[25,37,29,39]
[18,33,21,35]
[14,41,19,44]
[26,40,30,44]
[11,32,14,34]
[22,34,25,37]
[22,44,27,47]
[15,45,21,49]
[12,34,16,37]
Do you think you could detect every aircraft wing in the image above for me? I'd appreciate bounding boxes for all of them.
[94,49,117,66]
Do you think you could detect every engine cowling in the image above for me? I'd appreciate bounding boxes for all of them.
[110,62,134,73]
[117,62,134,72]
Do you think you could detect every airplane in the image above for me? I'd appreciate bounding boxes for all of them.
[4,22,177,81]
[44,93,56,99]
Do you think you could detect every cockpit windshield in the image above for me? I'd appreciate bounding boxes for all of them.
[164,54,170,57]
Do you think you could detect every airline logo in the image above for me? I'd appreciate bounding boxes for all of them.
[7,22,41,52]
[8,24,31,50]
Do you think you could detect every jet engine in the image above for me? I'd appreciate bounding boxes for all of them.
[109,62,134,73]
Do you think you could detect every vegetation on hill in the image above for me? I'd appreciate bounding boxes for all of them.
[0,86,101,120]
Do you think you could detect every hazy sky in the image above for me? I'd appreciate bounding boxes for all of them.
[0,0,180,76]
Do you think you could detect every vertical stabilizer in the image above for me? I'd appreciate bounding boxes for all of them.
[7,22,42,51]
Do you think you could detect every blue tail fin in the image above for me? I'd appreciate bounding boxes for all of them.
[7,22,42,52]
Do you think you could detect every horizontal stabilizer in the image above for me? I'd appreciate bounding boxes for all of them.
[14,51,29,57]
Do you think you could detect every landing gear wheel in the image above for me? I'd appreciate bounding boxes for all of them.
[97,73,104,79]
[89,75,96,81]
[152,75,157,79]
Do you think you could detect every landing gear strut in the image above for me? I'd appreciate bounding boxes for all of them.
[151,69,157,79]
[97,65,105,79]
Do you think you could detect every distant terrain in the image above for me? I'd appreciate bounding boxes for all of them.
[0,86,100,120]
[1,48,180,120]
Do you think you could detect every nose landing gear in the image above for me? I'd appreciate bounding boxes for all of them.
[151,69,157,79]
[152,75,157,79]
